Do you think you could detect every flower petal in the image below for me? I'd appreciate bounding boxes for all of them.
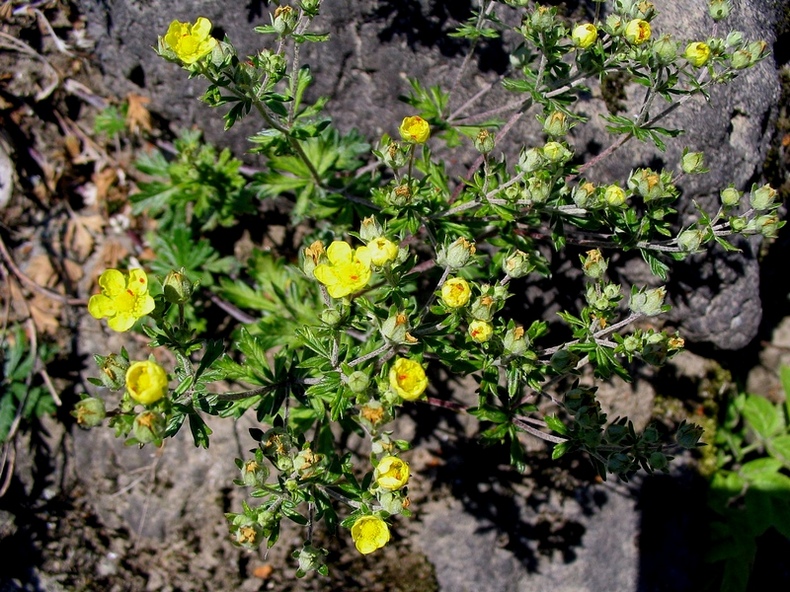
[98,269,126,297]
[326,241,353,265]
[87,294,116,319]
[108,313,136,333]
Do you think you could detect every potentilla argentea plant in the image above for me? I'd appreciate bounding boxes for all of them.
[75,0,779,576]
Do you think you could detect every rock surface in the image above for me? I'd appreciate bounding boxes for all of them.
[74,0,781,349]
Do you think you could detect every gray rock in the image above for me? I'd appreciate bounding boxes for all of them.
[72,1,781,347]
[416,483,639,592]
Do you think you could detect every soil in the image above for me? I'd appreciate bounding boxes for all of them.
[1,2,790,592]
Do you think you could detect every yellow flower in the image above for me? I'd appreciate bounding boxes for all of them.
[684,42,711,67]
[351,516,390,555]
[441,277,471,308]
[469,319,494,343]
[313,241,372,298]
[88,269,155,332]
[389,357,428,401]
[367,237,399,266]
[375,456,410,491]
[572,23,598,49]
[603,184,627,207]
[163,17,218,65]
[398,116,430,144]
[624,19,651,45]
[126,360,169,405]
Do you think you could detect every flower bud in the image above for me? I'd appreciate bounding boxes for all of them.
[294,448,322,479]
[603,184,627,208]
[635,1,656,19]
[273,5,297,36]
[441,277,472,308]
[667,335,685,350]
[300,0,321,15]
[527,6,555,32]
[377,491,404,515]
[708,0,731,20]
[681,150,706,174]
[754,214,781,238]
[163,268,194,305]
[132,410,165,444]
[231,519,264,550]
[684,42,711,67]
[359,401,387,427]
[240,458,269,488]
[730,48,751,70]
[367,236,398,266]
[436,237,476,269]
[469,294,496,322]
[729,216,748,233]
[379,140,410,169]
[677,228,705,253]
[725,30,744,47]
[398,116,430,144]
[256,50,286,79]
[380,311,410,344]
[605,15,624,36]
[653,34,678,64]
[624,19,651,45]
[320,307,342,327]
[573,182,597,209]
[72,397,106,428]
[542,141,572,163]
[347,370,370,394]
[126,360,169,405]
[571,23,597,49]
[543,112,569,137]
[745,41,768,65]
[628,168,664,201]
[295,544,327,576]
[375,456,410,491]
[359,217,384,242]
[302,240,326,276]
[502,250,535,278]
[517,148,544,173]
[94,353,130,390]
[623,334,640,353]
[629,286,667,317]
[526,174,551,204]
[676,421,704,449]
[474,129,495,154]
[503,325,529,356]
[468,319,494,343]
[720,186,741,208]
[749,183,777,211]
[582,249,607,279]
[387,183,412,206]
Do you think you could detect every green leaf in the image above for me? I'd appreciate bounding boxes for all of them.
[640,249,669,280]
[742,394,784,439]
[739,457,783,480]
[468,404,508,423]
[745,472,790,538]
[781,365,790,419]
[552,441,571,460]
[768,434,790,468]
[544,414,567,435]
[188,413,213,449]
